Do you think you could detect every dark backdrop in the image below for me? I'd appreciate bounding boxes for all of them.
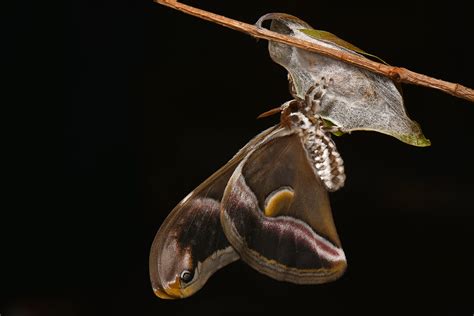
[5,0,473,315]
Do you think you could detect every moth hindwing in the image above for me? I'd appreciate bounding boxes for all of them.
[220,97,347,284]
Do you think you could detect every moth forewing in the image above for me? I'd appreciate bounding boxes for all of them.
[149,126,278,299]
[149,166,239,299]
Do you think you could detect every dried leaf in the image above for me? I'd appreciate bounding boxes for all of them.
[256,13,430,147]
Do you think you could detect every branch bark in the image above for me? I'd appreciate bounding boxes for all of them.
[156,0,474,103]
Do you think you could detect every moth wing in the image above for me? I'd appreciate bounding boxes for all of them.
[221,127,347,284]
[149,126,277,299]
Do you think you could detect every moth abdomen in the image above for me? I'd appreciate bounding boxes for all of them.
[312,128,345,192]
[289,111,345,192]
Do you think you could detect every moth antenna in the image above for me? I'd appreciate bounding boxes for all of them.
[257,107,283,119]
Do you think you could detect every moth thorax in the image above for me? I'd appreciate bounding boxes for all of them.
[289,112,345,192]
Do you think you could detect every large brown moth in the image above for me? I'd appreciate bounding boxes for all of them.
[150,80,347,298]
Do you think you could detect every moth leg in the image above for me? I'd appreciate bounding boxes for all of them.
[305,77,333,115]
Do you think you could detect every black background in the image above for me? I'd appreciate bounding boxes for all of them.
[5,0,473,315]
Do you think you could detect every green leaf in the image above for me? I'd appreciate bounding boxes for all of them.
[299,29,388,65]
[322,119,345,136]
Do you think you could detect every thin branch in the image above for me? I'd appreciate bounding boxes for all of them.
[156,0,474,103]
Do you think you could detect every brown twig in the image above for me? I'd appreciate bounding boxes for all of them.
[156,0,474,103]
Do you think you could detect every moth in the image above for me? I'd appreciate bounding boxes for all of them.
[150,80,347,299]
